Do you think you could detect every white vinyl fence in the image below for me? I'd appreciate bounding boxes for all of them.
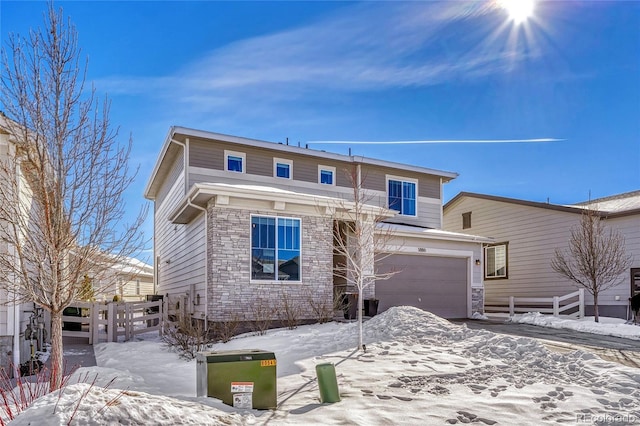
[61,299,164,344]
[484,289,585,319]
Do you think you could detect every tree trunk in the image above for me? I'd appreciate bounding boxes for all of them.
[358,286,364,350]
[49,310,64,390]
[593,293,600,323]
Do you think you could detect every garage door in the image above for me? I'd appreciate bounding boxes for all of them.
[376,255,468,318]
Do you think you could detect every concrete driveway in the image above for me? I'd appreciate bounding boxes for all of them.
[451,318,640,369]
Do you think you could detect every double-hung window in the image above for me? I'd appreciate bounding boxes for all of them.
[485,243,508,279]
[387,178,417,216]
[224,150,245,173]
[251,216,301,281]
[274,158,292,179]
[318,165,336,185]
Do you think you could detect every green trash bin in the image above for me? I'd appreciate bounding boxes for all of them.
[196,349,277,410]
[316,362,340,403]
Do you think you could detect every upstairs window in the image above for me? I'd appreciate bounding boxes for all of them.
[462,212,472,229]
[485,243,508,279]
[318,165,336,185]
[224,150,245,173]
[274,158,292,179]
[251,216,301,281]
[387,178,417,216]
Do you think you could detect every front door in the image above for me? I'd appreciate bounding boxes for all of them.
[631,268,640,297]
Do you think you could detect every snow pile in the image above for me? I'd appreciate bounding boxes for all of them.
[514,312,640,340]
[9,306,640,425]
[12,383,244,426]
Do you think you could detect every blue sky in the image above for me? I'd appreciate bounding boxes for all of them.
[2,1,639,254]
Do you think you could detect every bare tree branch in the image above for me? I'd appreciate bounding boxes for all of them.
[551,207,632,322]
[326,165,402,350]
[0,4,147,389]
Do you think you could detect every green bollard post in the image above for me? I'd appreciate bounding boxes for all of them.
[316,362,340,403]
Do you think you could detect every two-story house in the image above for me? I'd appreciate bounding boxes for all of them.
[443,191,640,319]
[144,127,491,327]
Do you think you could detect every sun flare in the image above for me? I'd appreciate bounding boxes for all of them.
[498,0,535,24]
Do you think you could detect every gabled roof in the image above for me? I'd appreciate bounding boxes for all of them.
[572,190,640,214]
[444,191,640,219]
[145,126,459,199]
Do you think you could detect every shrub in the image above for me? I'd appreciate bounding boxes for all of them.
[162,311,213,359]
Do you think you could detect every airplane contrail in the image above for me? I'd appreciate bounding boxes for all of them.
[307,138,564,145]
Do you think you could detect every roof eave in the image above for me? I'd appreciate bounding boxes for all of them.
[143,126,177,200]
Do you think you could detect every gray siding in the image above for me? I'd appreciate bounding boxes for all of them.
[154,149,207,316]
[186,138,443,222]
[156,150,184,206]
[189,138,353,187]
[443,197,640,315]
[189,138,223,170]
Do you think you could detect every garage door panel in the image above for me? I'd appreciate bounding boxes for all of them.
[376,255,468,318]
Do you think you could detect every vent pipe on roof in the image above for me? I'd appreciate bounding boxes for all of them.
[305,143,308,149]
[348,147,352,156]
[286,137,289,145]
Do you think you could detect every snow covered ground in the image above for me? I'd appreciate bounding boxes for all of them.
[514,312,640,341]
[10,307,640,425]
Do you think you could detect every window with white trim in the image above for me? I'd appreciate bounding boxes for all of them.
[387,178,417,216]
[251,216,301,281]
[273,158,292,179]
[318,165,336,185]
[224,150,245,173]
[485,243,508,279]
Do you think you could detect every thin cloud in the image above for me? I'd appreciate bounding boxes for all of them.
[96,2,535,111]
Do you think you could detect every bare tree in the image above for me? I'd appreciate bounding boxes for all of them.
[0,5,146,389]
[331,165,400,350]
[551,207,632,322]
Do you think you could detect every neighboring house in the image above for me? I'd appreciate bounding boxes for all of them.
[443,191,640,319]
[144,127,491,327]
[91,257,154,302]
[0,113,36,371]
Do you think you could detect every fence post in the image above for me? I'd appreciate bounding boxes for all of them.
[88,303,95,345]
[509,296,515,317]
[108,302,117,342]
[158,300,162,333]
[578,289,585,319]
[124,303,131,341]
[553,296,559,316]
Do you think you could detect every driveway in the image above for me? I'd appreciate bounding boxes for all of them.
[451,318,640,369]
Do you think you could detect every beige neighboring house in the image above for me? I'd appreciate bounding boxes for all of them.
[145,127,491,328]
[0,113,38,371]
[91,256,154,302]
[443,191,640,319]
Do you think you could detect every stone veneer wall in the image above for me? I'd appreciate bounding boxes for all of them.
[472,287,484,314]
[206,204,334,322]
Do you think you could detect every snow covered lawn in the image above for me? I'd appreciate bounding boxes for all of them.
[11,307,640,425]
[514,312,640,341]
